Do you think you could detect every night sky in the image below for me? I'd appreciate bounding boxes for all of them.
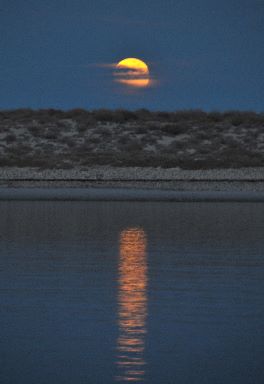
[1,0,264,111]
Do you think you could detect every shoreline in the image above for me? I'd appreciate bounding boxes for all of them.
[1,166,264,181]
[1,187,264,201]
[0,166,263,198]
[1,180,264,193]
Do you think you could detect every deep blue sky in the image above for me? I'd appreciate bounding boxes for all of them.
[1,0,264,111]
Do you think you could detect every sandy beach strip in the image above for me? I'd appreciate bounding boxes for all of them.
[0,166,264,181]
[0,166,263,200]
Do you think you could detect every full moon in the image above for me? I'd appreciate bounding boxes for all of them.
[115,58,150,88]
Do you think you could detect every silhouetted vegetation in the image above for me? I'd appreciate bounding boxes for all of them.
[0,108,263,169]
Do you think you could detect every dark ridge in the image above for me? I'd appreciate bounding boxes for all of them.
[0,109,264,169]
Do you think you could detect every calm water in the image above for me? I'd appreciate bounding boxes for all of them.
[0,201,263,384]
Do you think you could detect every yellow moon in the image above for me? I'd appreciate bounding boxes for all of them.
[115,58,150,88]
[117,58,149,73]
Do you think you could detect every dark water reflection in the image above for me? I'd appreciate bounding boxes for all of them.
[0,201,264,384]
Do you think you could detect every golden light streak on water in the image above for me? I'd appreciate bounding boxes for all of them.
[116,228,148,382]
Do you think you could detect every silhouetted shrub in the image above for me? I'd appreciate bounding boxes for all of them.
[171,110,207,122]
[208,111,222,123]
[65,109,88,119]
[161,123,189,135]
[93,109,115,122]
[120,139,143,152]
[114,109,137,122]
[98,127,112,137]
[5,134,17,143]
[134,109,152,121]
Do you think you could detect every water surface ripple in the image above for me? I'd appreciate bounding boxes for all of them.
[0,201,263,384]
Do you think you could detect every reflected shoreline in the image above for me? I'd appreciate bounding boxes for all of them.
[1,188,264,201]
